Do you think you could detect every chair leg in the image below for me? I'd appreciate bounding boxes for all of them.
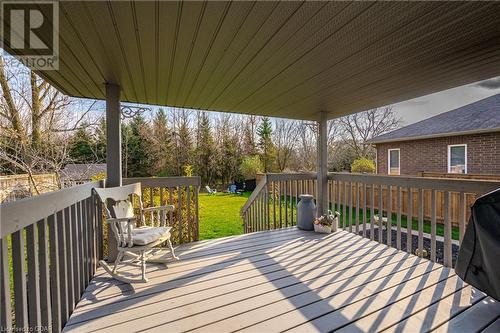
[112,251,124,274]
[167,239,179,260]
[140,251,148,282]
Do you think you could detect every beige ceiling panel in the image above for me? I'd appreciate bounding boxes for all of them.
[205,1,330,111]
[82,2,136,101]
[165,1,206,104]
[108,1,147,103]
[6,1,498,120]
[197,2,300,110]
[172,1,231,107]
[134,1,157,105]
[156,1,181,106]
[59,6,104,97]
[177,2,256,109]
[216,1,352,112]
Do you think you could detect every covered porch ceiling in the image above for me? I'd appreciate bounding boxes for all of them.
[11,1,500,120]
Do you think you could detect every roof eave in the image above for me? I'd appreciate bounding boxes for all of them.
[370,127,500,145]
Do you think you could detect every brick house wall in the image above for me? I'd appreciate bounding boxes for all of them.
[375,131,500,175]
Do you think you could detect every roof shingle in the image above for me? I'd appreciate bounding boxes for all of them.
[370,94,500,144]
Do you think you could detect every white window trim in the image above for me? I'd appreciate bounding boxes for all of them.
[388,148,400,175]
[447,144,467,174]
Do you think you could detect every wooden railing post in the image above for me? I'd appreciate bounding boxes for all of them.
[0,238,12,329]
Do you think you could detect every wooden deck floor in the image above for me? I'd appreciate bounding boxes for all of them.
[64,228,500,333]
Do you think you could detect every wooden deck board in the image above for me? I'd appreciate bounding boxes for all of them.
[64,229,500,333]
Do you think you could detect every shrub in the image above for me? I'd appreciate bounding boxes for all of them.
[239,156,263,180]
[350,158,376,173]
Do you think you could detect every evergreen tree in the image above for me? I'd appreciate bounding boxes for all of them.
[173,111,193,176]
[124,114,153,177]
[151,109,173,175]
[195,112,216,184]
[216,116,241,184]
[257,117,275,172]
[69,126,95,162]
[242,115,258,156]
[94,117,107,161]
[122,122,132,177]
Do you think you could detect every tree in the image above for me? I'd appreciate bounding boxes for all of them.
[293,121,316,172]
[124,114,153,177]
[195,112,216,184]
[214,114,242,184]
[172,109,193,176]
[151,109,173,175]
[351,157,376,173]
[257,117,275,172]
[273,119,298,172]
[239,156,262,180]
[94,117,107,161]
[69,126,96,162]
[338,107,400,159]
[329,142,358,172]
[0,55,96,189]
[242,115,258,156]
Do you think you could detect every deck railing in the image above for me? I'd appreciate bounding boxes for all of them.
[123,177,201,244]
[242,172,500,267]
[0,176,201,332]
[0,181,104,333]
[241,173,317,232]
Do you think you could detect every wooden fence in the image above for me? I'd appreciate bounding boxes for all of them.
[0,173,59,203]
[419,172,500,181]
[331,182,476,227]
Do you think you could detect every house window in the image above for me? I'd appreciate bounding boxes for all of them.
[448,144,467,174]
[388,149,400,175]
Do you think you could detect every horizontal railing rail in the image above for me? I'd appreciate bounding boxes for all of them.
[0,180,104,333]
[241,173,317,232]
[123,177,201,244]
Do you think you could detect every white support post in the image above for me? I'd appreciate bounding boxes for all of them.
[105,83,121,261]
[317,111,328,217]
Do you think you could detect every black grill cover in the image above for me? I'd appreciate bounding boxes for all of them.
[455,188,500,301]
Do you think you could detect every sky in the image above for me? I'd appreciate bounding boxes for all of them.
[4,52,500,127]
[391,77,500,126]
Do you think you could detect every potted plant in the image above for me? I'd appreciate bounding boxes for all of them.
[313,211,340,234]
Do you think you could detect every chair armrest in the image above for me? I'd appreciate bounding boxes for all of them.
[142,205,175,212]
[106,217,136,224]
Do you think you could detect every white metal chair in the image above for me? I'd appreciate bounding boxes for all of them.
[205,185,217,195]
[94,183,179,283]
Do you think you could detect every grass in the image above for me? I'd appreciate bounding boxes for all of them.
[198,191,251,240]
[333,204,460,240]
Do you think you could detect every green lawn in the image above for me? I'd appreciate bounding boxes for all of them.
[333,204,460,240]
[197,194,460,241]
[198,192,251,240]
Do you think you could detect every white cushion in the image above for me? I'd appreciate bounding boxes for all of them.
[131,227,171,246]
